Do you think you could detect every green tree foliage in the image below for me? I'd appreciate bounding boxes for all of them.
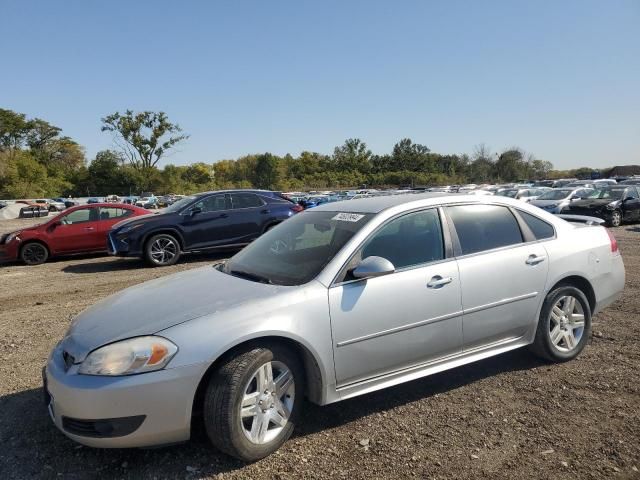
[101,110,189,170]
[2,107,568,198]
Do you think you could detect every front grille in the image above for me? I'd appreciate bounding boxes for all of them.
[62,415,146,438]
[62,351,75,371]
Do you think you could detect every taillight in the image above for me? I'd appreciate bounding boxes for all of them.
[291,204,304,213]
[606,229,618,253]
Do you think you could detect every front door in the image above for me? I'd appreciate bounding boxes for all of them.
[49,207,101,253]
[181,194,233,249]
[622,187,640,221]
[329,208,463,386]
[445,204,549,349]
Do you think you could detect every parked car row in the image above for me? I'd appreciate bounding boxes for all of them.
[0,190,303,266]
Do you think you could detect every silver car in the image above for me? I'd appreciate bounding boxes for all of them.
[44,194,625,461]
[530,187,594,214]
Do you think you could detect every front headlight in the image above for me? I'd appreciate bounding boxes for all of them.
[78,336,178,376]
[5,231,22,243]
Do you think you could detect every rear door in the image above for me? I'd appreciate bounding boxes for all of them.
[49,207,101,253]
[445,204,550,350]
[181,194,233,249]
[228,193,268,242]
[97,207,136,247]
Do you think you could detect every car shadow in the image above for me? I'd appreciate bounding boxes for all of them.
[62,252,232,274]
[626,226,640,233]
[0,349,546,478]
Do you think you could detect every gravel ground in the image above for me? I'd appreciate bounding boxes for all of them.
[0,217,639,479]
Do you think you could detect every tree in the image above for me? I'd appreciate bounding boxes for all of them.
[254,153,280,189]
[101,110,189,170]
[391,138,430,171]
[0,109,32,158]
[332,138,372,173]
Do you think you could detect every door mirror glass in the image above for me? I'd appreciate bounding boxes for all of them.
[351,256,395,279]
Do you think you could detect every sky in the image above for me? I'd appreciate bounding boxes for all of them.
[1,0,638,170]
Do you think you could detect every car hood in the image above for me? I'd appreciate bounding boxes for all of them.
[567,198,619,209]
[112,211,165,230]
[61,265,285,362]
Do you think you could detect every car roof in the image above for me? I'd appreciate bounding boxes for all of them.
[192,189,276,197]
[311,192,456,213]
[72,202,142,208]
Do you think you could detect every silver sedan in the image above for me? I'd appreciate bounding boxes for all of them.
[44,193,625,461]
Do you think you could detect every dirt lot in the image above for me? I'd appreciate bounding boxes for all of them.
[0,217,639,479]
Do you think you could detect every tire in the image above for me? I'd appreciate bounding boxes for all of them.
[20,242,49,266]
[530,285,592,362]
[203,345,304,462]
[608,209,622,227]
[144,233,181,267]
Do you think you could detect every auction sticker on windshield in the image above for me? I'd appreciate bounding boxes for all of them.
[332,213,365,222]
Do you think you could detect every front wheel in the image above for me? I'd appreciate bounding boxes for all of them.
[144,233,181,267]
[530,286,591,362]
[608,209,622,227]
[20,242,49,265]
[204,345,304,461]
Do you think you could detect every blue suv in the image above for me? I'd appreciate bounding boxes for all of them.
[108,190,302,266]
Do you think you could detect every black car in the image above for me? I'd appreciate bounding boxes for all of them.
[561,185,640,227]
[108,190,303,266]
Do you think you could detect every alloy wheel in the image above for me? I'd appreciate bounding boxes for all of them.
[610,211,621,227]
[150,237,177,265]
[548,295,585,352]
[239,360,295,445]
[22,244,47,264]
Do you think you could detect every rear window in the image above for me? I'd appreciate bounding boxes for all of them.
[447,205,523,255]
[518,211,555,240]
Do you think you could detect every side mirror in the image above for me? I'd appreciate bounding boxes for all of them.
[624,196,635,202]
[190,206,202,216]
[351,256,395,280]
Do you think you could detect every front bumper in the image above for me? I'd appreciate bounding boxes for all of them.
[0,242,19,263]
[44,343,205,448]
[107,232,141,257]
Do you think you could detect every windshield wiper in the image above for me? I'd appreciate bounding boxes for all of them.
[228,269,273,284]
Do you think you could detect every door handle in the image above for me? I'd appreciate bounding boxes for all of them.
[84,227,95,231]
[427,276,452,288]
[526,254,546,265]
[219,213,228,218]
[261,209,270,214]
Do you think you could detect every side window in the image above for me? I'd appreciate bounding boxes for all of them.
[518,211,555,240]
[447,205,523,255]
[626,188,639,199]
[358,209,444,270]
[231,193,265,209]
[194,195,227,213]
[61,208,97,225]
[98,207,134,220]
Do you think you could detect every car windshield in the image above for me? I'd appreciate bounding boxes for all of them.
[587,188,625,200]
[223,211,374,286]
[538,189,572,200]
[163,195,197,213]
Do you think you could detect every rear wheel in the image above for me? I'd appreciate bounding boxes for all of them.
[608,209,622,227]
[203,345,304,461]
[530,286,591,362]
[144,233,181,267]
[20,242,49,265]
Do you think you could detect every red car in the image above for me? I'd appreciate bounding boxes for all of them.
[0,203,150,265]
